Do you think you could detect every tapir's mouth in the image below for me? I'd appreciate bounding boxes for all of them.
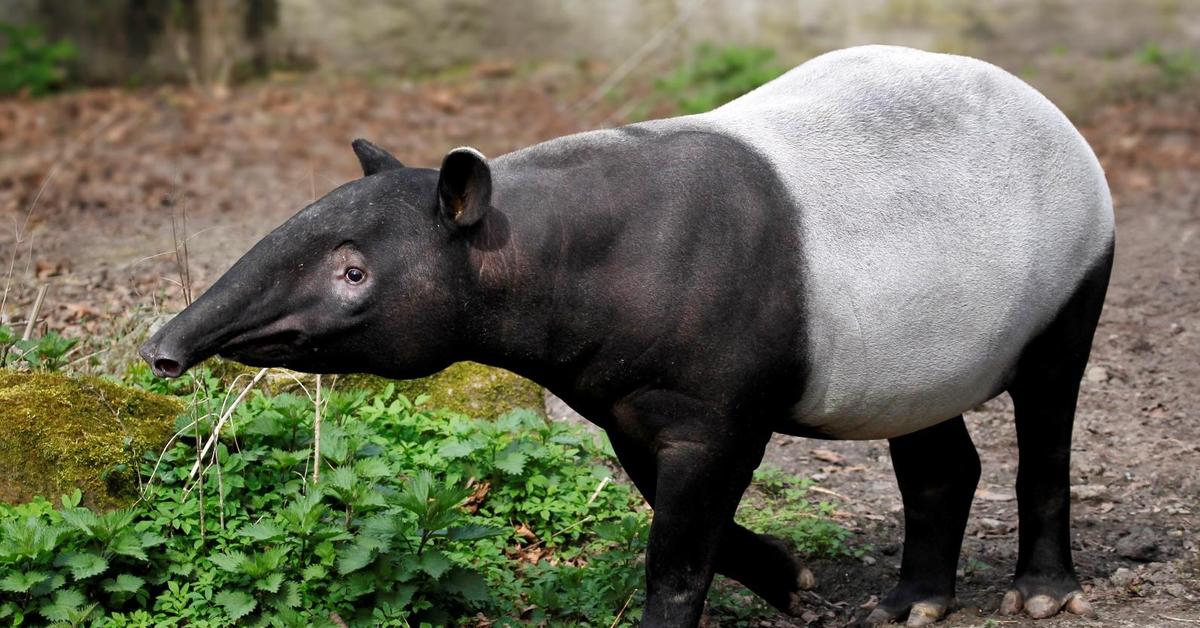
[219,328,307,363]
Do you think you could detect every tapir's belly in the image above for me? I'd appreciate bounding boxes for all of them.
[786,260,1036,440]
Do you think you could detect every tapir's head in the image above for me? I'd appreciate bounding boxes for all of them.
[139,140,495,379]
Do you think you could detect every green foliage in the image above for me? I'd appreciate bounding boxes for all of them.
[1138,42,1199,89]
[520,514,648,626]
[4,362,855,624]
[2,372,652,625]
[0,325,79,370]
[656,43,786,114]
[736,466,857,560]
[0,21,76,96]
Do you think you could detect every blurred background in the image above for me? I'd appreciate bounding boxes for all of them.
[5,1,1200,109]
[0,3,1197,626]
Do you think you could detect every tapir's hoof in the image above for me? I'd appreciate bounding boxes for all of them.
[785,567,818,615]
[798,566,816,591]
[1000,588,1096,619]
[862,599,953,626]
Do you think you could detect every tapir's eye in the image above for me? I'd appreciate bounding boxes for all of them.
[344,267,366,284]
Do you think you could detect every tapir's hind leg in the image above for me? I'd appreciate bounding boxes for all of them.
[1002,245,1112,620]
[866,416,980,627]
[606,430,816,618]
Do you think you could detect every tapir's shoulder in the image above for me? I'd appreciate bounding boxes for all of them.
[494,118,759,176]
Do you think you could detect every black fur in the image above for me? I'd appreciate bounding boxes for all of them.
[1005,238,1114,602]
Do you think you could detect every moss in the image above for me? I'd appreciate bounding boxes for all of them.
[339,362,545,419]
[172,357,543,420]
[0,370,183,509]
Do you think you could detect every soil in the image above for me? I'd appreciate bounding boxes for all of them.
[1,73,1197,627]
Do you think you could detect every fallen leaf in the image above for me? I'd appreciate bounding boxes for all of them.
[811,449,844,464]
[976,488,1016,502]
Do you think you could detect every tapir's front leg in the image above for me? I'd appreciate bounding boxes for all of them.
[616,391,770,627]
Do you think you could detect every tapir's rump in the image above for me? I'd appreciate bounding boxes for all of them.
[649,45,1111,438]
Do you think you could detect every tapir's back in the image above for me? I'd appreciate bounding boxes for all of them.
[695,45,1113,438]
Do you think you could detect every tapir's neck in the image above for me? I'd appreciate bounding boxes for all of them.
[455,150,599,389]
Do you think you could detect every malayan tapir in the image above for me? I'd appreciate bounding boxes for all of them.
[140,46,1114,627]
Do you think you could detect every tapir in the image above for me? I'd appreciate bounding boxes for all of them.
[140,45,1114,627]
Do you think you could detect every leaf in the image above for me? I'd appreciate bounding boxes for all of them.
[272,581,301,609]
[437,438,478,460]
[103,574,145,594]
[442,567,489,603]
[340,573,376,600]
[378,583,416,610]
[108,532,149,560]
[319,424,349,465]
[493,450,527,475]
[63,552,109,580]
[336,539,377,575]
[0,570,49,593]
[59,489,82,510]
[58,508,99,534]
[496,408,543,433]
[445,524,504,541]
[210,551,248,574]
[419,550,452,579]
[38,588,86,622]
[256,572,284,593]
[140,531,168,549]
[323,466,358,493]
[239,520,285,542]
[396,471,433,517]
[594,522,624,542]
[301,564,327,580]
[353,457,392,479]
[215,589,257,621]
[32,572,65,597]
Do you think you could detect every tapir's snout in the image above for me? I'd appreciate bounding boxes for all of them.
[138,339,190,379]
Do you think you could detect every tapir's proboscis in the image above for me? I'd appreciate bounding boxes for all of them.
[140,46,1114,627]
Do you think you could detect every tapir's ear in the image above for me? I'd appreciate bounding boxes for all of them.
[351,138,404,176]
[438,147,492,228]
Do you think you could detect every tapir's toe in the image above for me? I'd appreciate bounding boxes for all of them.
[861,597,953,626]
[797,566,816,591]
[784,566,818,615]
[1000,588,1096,620]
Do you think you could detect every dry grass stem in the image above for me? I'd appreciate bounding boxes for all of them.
[313,373,323,483]
[183,367,269,492]
[21,284,49,341]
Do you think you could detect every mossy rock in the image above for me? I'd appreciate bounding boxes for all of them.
[339,362,545,419]
[0,370,183,509]
[191,358,543,420]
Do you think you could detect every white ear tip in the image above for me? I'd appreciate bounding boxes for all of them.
[447,146,487,161]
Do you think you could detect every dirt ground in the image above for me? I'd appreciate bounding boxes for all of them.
[1,73,1197,627]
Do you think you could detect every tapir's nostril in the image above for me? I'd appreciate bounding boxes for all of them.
[153,358,183,379]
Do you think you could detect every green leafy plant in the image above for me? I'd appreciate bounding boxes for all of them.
[1138,42,1199,89]
[656,43,786,114]
[3,363,853,625]
[0,325,79,370]
[1,370,656,625]
[736,466,858,559]
[0,21,76,96]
